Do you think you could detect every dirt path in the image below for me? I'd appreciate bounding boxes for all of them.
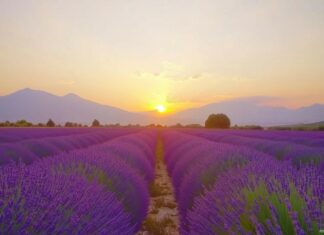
[137,138,180,235]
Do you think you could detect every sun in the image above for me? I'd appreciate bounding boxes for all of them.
[155,105,166,113]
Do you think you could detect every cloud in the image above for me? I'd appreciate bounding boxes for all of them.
[137,61,203,81]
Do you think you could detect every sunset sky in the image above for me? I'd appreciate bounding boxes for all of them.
[1,0,324,113]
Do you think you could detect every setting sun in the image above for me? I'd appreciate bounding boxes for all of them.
[155,105,166,113]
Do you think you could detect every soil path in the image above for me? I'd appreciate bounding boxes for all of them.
[137,136,180,235]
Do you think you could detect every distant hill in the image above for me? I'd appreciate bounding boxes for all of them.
[0,88,148,125]
[166,97,324,126]
[1,89,324,126]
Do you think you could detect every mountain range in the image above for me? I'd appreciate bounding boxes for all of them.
[1,88,324,126]
[0,88,147,125]
[167,97,324,126]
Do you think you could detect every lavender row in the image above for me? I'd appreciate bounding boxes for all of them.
[182,129,324,166]
[228,129,324,147]
[162,130,323,235]
[0,164,133,235]
[0,130,156,234]
[162,131,270,233]
[191,129,324,147]
[189,156,323,235]
[0,128,139,165]
[0,127,98,143]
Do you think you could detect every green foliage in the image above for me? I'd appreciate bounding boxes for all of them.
[269,121,324,131]
[185,124,203,128]
[46,119,55,127]
[205,113,231,129]
[317,126,324,131]
[65,122,83,127]
[169,123,184,128]
[241,181,319,235]
[232,125,264,130]
[15,120,33,127]
[0,120,38,127]
[91,119,100,127]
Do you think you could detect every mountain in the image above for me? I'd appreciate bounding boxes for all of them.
[166,97,324,126]
[0,88,148,124]
[1,89,324,126]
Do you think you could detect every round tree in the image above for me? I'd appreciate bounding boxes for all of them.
[92,119,100,127]
[205,113,231,129]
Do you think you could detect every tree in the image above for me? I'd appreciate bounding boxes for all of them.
[205,113,231,129]
[65,122,73,127]
[92,119,100,127]
[15,120,32,127]
[185,124,203,128]
[171,123,183,128]
[318,126,324,131]
[46,119,55,127]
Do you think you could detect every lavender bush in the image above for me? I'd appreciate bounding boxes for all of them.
[162,130,324,235]
[0,129,156,234]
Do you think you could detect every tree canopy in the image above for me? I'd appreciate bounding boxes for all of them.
[205,113,231,129]
[46,119,55,127]
[92,119,100,127]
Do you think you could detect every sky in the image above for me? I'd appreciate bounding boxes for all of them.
[1,0,324,113]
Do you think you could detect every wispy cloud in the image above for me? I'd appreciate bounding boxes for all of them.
[137,61,203,82]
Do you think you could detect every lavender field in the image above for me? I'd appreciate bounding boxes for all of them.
[164,130,324,235]
[0,128,323,235]
[2,1,324,234]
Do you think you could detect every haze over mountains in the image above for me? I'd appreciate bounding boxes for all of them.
[1,88,324,126]
[0,88,147,125]
[168,98,324,126]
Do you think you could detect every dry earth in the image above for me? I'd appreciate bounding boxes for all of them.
[137,140,180,235]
